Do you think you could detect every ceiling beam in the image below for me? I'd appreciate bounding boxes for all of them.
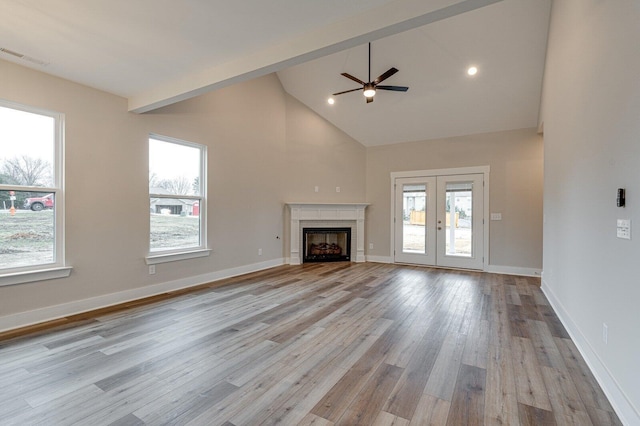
[128,0,503,113]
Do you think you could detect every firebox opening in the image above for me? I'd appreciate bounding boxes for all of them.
[303,227,351,263]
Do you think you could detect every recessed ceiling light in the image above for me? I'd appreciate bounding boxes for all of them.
[467,66,478,76]
[327,97,335,105]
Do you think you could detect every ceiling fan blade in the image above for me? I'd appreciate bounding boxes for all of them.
[366,96,374,104]
[374,67,399,84]
[332,88,362,96]
[341,73,366,85]
[377,85,409,92]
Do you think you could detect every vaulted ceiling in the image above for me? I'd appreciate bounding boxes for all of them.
[0,0,550,146]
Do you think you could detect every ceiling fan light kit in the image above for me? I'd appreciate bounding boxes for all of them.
[332,42,409,104]
[363,83,376,98]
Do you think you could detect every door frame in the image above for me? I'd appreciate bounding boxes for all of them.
[390,166,490,271]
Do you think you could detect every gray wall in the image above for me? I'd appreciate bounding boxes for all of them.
[540,0,640,421]
[365,128,543,270]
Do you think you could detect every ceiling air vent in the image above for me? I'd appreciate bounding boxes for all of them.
[0,47,49,66]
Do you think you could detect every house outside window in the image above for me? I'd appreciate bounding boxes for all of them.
[0,100,70,286]
[147,134,208,264]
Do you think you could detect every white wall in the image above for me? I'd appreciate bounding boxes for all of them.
[0,60,365,328]
[540,0,640,423]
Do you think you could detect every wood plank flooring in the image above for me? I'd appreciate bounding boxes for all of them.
[0,263,621,425]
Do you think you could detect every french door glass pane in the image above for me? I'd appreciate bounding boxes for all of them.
[402,184,426,254]
[445,182,473,257]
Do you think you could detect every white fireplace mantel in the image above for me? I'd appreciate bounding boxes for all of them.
[286,203,369,265]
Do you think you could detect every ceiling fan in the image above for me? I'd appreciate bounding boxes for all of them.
[332,42,409,104]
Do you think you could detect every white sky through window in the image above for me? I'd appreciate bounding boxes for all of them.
[149,137,200,194]
[0,106,54,162]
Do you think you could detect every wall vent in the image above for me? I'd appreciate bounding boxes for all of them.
[0,47,49,66]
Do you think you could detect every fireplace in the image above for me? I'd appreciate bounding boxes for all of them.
[303,228,351,262]
[286,203,368,265]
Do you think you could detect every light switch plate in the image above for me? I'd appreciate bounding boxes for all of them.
[617,219,631,239]
[490,213,502,221]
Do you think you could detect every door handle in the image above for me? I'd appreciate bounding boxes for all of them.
[437,220,442,224]
[438,227,442,230]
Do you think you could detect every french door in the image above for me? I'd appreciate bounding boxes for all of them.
[394,173,484,270]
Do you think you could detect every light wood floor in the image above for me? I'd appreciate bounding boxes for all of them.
[0,263,621,425]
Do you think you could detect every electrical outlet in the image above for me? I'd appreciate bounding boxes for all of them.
[603,323,608,344]
[258,248,262,256]
[336,186,341,193]
[369,243,374,250]
[314,186,319,193]
[149,265,156,275]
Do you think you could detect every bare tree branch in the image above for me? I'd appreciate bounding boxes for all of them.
[158,176,192,195]
[0,155,52,187]
[149,172,159,188]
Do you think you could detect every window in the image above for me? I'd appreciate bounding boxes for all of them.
[0,100,70,286]
[147,134,208,264]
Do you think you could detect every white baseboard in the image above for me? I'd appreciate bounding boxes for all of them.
[485,264,542,277]
[542,280,639,425]
[0,258,286,334]
[366,255,392,263]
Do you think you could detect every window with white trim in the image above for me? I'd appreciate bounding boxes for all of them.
[0,100,68,284]
[148,135,207,262]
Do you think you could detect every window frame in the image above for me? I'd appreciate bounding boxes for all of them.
[0,99,71,286]
[146,133,209,265]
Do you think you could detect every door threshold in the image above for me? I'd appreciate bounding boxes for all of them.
[392,262,483,273]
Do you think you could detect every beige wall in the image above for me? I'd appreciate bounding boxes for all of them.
[0,60,365,322]
[284,94,366,203]
[365,128,543,269]
[540,0,640,421]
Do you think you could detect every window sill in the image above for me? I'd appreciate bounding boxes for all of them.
[145,249,211,265]
[0,266,73,287]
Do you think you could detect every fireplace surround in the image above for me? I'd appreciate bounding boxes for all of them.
[286,203,368,265]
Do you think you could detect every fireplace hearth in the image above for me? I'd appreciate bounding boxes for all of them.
[303,228,351,262]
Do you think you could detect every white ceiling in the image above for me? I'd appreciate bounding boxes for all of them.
[278,0,551,146]
[0,0,550,146]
